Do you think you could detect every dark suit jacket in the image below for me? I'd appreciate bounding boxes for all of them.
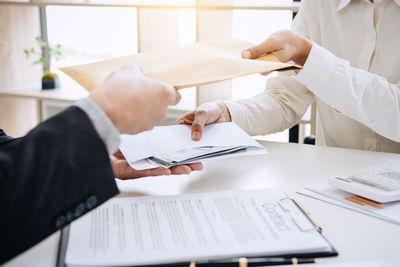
[0,106,119,264]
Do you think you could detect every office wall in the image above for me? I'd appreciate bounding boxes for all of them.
[0,5,41,137]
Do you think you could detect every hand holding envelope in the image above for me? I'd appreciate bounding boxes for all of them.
[119,122,266,171]
[60,39,299,92]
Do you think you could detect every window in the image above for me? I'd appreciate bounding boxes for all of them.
[43,0,300,141]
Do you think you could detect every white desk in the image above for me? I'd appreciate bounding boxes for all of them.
[4,141,400,267]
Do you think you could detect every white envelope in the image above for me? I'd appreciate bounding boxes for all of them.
[119,122,266,170]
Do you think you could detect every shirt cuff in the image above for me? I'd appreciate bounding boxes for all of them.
[75,97,121,154]
[296,42,337,94]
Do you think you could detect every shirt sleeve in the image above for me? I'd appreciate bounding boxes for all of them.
[75,97,121,154]
[224,75,314,136]
[296,42,400,142]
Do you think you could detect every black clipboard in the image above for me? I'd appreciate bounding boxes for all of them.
[56,197,338,267]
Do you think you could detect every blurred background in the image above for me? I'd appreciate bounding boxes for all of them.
[0,0,314,143]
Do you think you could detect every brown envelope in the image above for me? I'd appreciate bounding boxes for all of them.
[60,39,299,92]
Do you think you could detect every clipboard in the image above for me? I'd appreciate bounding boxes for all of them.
[57,191,338,267]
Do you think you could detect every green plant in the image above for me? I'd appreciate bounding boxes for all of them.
[24,36,64,73]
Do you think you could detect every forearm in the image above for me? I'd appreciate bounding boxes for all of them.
[296,43,400,142]
[224,75,314,136]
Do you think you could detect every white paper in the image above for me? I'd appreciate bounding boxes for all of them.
[298,182,400,224]
[119,122,266,170]
[66,189,332,267]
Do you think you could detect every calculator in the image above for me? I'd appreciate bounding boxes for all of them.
[328,160,400,203]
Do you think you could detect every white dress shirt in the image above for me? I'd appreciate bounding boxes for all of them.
[225,0,400,153]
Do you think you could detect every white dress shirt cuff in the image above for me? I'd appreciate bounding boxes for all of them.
[296,42,337,94]
[75,97,121,154]
[223,100,248,131]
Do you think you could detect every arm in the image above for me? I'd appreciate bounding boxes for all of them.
[176,4,314,140]
[296,43,400,142]
[224,75,313,136]
[0,106,119,264]
[0,65,190,264]
[241,0,400,142]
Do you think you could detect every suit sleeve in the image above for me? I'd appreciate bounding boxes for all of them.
[0,106,119,264]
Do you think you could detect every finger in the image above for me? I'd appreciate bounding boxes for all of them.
[112,149,125,159]
[122,64,143,74]
[170,165,192,175]
[117,166,171,180]
[260,71,272,76]
[143,167,172,177]
[176,111,195,125]
[242,36,280,59]
[191,109,209,141]
[174,92,182,105]
[188,162,203,171]
[164,83,180,105]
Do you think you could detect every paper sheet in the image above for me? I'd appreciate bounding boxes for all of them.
[60,39,299,92]
[66,189,331,267]
[119,122,266,170]
[297,182,400,224]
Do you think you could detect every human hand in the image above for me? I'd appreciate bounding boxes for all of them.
[241,30,312,66]
[90,64,181,134]
[110,150,203,180]
[175,101,231,141]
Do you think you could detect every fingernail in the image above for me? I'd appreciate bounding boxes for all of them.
[192,132,200,140]
[242,50,251,59]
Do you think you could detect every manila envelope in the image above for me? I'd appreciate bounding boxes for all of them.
[60,39,300,92]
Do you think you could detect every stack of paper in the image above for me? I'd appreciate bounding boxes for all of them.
[148,145,247,168]
[297,182,400,224]
[119,122,266,170]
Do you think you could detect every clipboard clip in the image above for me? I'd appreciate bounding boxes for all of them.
[277,195,322,233]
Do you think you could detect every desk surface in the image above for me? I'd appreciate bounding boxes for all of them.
[4,141,400,267]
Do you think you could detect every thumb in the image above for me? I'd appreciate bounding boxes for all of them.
[242,37,280,59]
[164,83,181,105]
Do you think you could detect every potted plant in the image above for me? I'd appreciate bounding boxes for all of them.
[24,36,64,90]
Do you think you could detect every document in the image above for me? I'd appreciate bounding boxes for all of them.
[60,39,299,92]
[66,189,333,267]
[119,122,266,170]
[297,182,400,224]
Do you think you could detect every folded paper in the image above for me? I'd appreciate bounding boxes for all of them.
[60,39,299,92]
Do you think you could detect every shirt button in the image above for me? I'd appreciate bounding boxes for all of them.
[74,203,86,218]
[55,215,66,228]
[66,211,74,223]
[369,34,375,41]
[85,195,98,210]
